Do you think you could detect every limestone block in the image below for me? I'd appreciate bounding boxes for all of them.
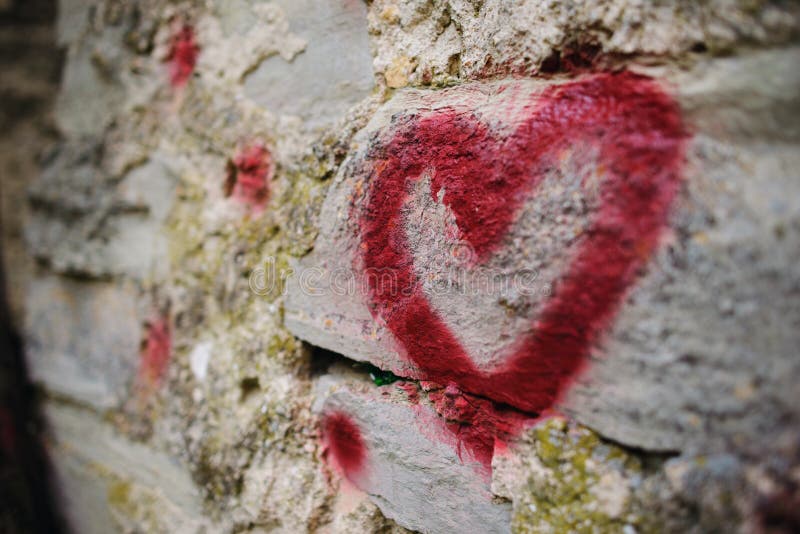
[286,47,800,452]
[315,373,513,534]
[45,402,210,533]
[27,147,176,280]
[25,274,141,409]
[243,0,374,130]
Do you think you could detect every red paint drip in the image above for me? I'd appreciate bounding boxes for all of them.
[167,24,199,88]
[359,71,686,420]
[227,143,272,211]
[397,381,420,404]
[138,317,171,387]
[322,412,367,482]
[428,385,530,474]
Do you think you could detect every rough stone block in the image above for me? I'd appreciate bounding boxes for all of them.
[243,0,374,129]
[315,372,513,534]
[287,47,800,452]
[25,275,142,409]
[44,403,209,533]
[27,150,176,280]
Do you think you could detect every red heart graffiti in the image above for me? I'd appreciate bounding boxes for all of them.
[359,72,687,415]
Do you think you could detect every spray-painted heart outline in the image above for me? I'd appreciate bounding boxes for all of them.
[358,72,687,414]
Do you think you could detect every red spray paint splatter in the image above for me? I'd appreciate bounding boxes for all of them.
[427,385,532,474]
[138,317,171,387]
[166,24,199,88]
[358,72,687,462]
[226,143,272,211]
[322,412,367,482]
[396,381,420,404]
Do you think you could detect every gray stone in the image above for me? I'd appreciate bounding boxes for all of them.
[562,48,800,451]
[45,402,211,533]
[287,47,800,453]
[56,0,92,46]
[27,149,176,280]
[243,0,374,130]
[55,21,128,137]
[315,372,512,534]
[25,274,142,409]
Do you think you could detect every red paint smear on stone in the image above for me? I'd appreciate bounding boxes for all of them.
[428,384,531,475]
[138,317,171,386]
[227,143,272,211]
[167,24,199,88]
[358,71,687,467]
[396,381,420,404]
[322,412,367,482]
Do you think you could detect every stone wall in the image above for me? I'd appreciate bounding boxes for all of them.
[0,1,64,532]
[11,0,800,532]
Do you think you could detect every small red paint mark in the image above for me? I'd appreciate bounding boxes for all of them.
[226,143,272,211]
[166,24,199,88]
[428,385,530,474]
[138,316,171,387]
[322,411,367,482]
[358,71,687,467]
[396,381,420,404]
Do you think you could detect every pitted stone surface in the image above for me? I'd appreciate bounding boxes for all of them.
[286,47,800,452]
[13,0,800,531]
[315,373,512,534]
[243,0,375,129]
[25,275,142,409]
[366,0,800,87]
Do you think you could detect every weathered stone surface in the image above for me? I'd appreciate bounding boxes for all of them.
[27,148,176,280]
[45,402,210,533]
[315,371,513,534]
[367,0,800,87]
[196,0,306,89]
[11,0,800,531]
[56,0,92,46]
[561,48,800,451]
[25,274,141,408]
[54,8,127,137]
[286,46,800,452]
[243,0,375,129]
[493,417,690,533]
[235,443,332,532]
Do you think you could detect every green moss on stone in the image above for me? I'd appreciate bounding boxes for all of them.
[513,419,644,534]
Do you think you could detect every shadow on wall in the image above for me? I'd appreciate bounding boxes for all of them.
[0,0,65,532]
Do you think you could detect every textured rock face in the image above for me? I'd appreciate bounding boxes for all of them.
[317,374,513,533]
[7,0,800,533]
[243,0,375,130]
[25,275,142,408]
[367,0,800,86]
[286,47,800,453]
